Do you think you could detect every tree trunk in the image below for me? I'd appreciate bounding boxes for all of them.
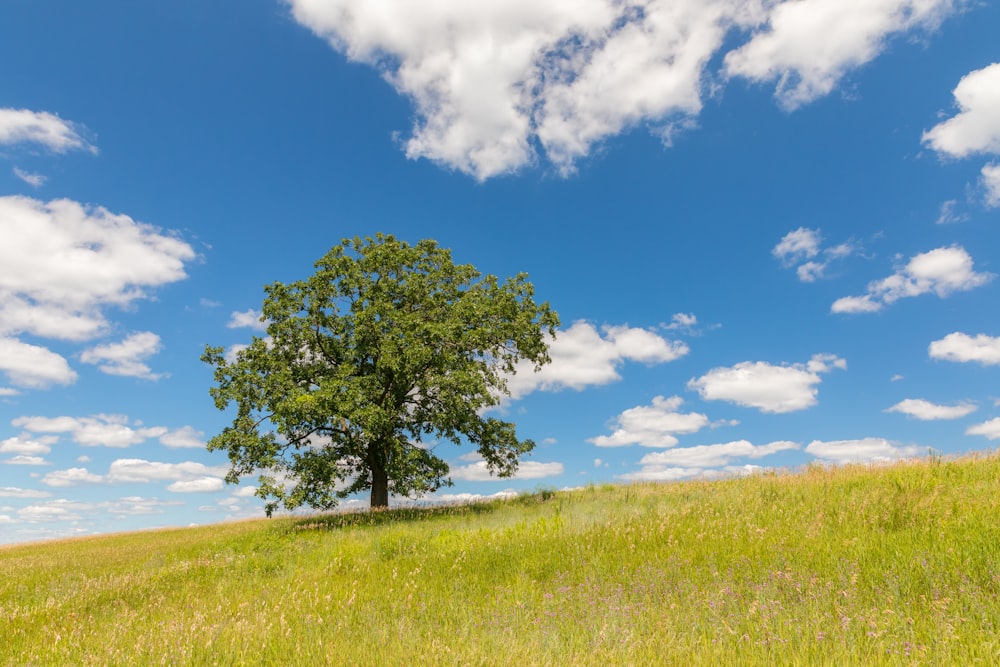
[370,460,389,509]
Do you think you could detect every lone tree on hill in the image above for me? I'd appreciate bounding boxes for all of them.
[202,234,559,514]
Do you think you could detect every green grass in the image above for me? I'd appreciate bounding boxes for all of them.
[3,454,999,665]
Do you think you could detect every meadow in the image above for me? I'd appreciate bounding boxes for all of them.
[2,454,999,665]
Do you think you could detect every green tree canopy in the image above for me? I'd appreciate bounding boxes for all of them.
[202,234,559,514]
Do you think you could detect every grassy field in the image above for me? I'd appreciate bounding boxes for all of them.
[2,454,999,665]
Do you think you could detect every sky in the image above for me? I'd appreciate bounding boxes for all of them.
[1,0,999,545]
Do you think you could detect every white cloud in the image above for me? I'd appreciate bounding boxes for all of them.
[688,353,845,413]
[227,309,269,331]
[104,458,229,484]
[923,63,1000,207]
[724,0,956,110]
[167,477,225,493]
[665,312,698,331]
[617,464,764,482]
[13,167,46,188]
[159,426,206,449]
[885,398,977,420]
[774,227,858,282]
[13,414,168,448]
[832,245,992,313]
[936,199,968,224]
[37,458,228,490]
[2,455,49,466]
[922,63,1000,159]
[506,321,687,399]
[0,487,51,499]
[773,227,821,265]
[804,437,923,463]
[0,434,57,455]
[0,196,196,341]
[41,467,104,487]
[633,439,799,468]
[983,163,1000,208]
[0,337,77,389]
[449,460,564,481]
[80,332,165,380]
[928,332,1000,365]
[589,395,710,448]
[17,499,94,523]
[287,0,954,179]
[428,490,518,504]
[966,417,1000,440]
[107,496,184,516]
[0,108,95,153]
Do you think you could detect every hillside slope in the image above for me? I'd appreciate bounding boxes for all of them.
[3,455,999,665]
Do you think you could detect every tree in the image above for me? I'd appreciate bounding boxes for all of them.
[202,234,559,515]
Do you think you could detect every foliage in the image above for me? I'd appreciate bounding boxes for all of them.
[3,454,1000,665]
[202,234,559,512]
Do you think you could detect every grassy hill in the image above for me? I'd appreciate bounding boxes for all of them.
[3,454,999,665]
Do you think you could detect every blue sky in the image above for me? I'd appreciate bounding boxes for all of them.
[1,0,999,544]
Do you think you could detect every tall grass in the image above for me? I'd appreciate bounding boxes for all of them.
[2,454,999,665]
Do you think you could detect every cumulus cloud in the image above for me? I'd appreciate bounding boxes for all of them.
[0,196,195,392]
[688,353,845,413]
[0,435,57,455]
[630,439,798,470]
[804,437,923,463]
[105,458,229,484]
[923,63,1000,158]
[0,337,77,389]
[773,227,821,265]
[506,321,688,400]
[16,499,94,523]
[618,463,765,482]
[449,459,564,481]
[0,108,96,153]
[0,487,51,499]
[831,245,992,314]
[665,312,698,331]
[2,455,49,466]
[227,309,269,331]
[0,196,195,341]
[589,395,710,448]
[13,414,168,448]
[966,417,1000,440]
[39,459,229,493]
[167,477,226,493]
[159,426,206,449]
[286,0,957,178]
[928,332,1000,365]
[41,467,104,487]
[885,398,977,420]
[773,227,858,282]
[923,63,1000,207]
[80,332,165,380]
[723,0,955,110]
